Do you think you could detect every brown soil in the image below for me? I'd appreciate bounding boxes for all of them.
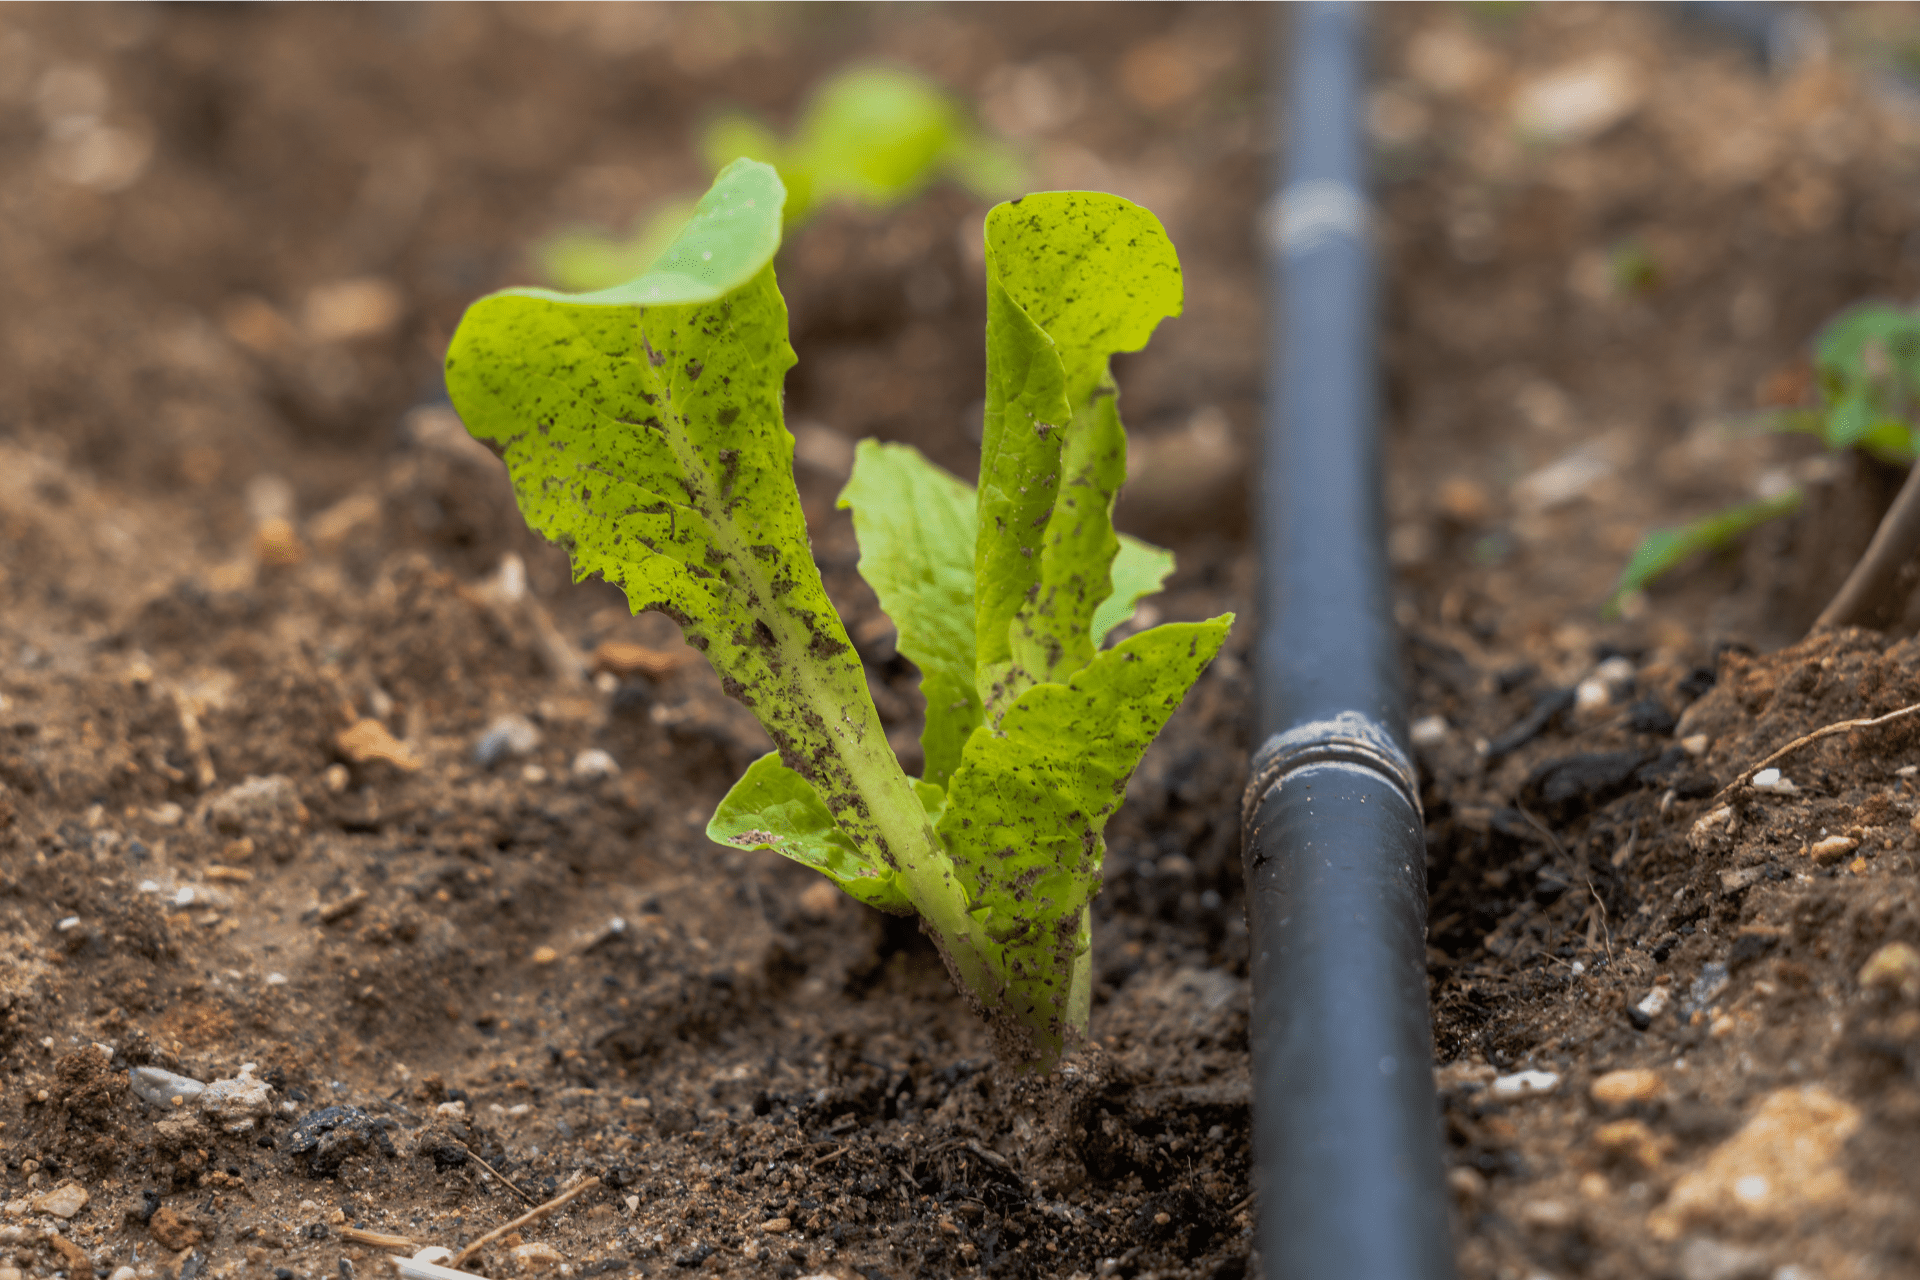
[3,5,1920,1280]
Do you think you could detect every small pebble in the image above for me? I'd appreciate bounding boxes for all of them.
[1634,985,1671,1022]
[324,763,351,794]
[1807,835,1857,866]
[1409,715,1449,748]
[571,749,619,781]
[1681,733,1709,756]
[199,1064,273,1133]
[530,946,559,966]
[31,1183,88,1219]
[129,1066,207,1108]
[1749,768,1797,795]
[1591,1069,1666,1107]
[758,1218,790,1234]
[110,1268,137,1280]
[474,714,542,768]
[509,1241,563,1273]
[1490,1070,1560,1101]
[1858,941,1920,1001]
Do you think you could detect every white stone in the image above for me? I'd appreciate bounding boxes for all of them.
[1750,768,1798,795]
[1490,1070,1561,1101]
[571,749,619,781]
[129,1066,206,1108]
[31,1183,87,1219]
[198,1064,273,1133]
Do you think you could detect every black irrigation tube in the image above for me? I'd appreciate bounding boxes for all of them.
[1242,6,1455,1279]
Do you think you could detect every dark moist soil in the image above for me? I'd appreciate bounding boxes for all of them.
[3,6,1920,1280]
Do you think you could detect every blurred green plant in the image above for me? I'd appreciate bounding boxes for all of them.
[539,65,1023,292]
[1609,301,1920,613]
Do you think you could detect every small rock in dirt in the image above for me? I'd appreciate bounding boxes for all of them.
[1649,1087,1861,1240]
[32,1183,88,1219]
[1630,984,1671,1028]
[48,1234,90,1272]
[1514,54,1641,143]
[1807,834,1857,865]
[0,1265,22,1280]
[758,1217,790,1234]
[1490,1070,1560,1101]
[1409,714,1449,747]
[130,1066,207,1108]
[510,1242,564,1273]
[199,1065,273,1133]
[1748,768,1797,795]
[109,1267,136,1280]
[473,714,541,768]
[206,774,308,835]
[1593,1118,1670,1170]
[571,748,619,781]
[1689,805,1734,851]
[337,719,421,771]
[1687,964,1730,1012]
[797,880,842,921]
[1858,941,1920,1001]
[1591,1069,1666,1108]
[1625,698,1677,736]
[1678,1236,1771,1280]
[287,1106,397,1175]
[1518,1198,1576,1229]
[1520,750,1651,822]
[149,1204,203,1251]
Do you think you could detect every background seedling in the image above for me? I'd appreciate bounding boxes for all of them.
[538,64,1022,292]
[1610,301,1920,619]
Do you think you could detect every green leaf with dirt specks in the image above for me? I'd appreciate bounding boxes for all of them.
[445,160,935,899]
[708,753,912,913]
[975,193,1183,722]
[936,616,1232,1064]
[839,440,1184,791]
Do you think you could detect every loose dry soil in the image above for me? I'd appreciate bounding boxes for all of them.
[3,6,1920,1280]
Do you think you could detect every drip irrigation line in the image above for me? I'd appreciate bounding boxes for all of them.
[1243,5,1454,1278]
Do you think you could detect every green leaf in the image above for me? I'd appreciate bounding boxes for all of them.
[1607,489,1804,613]
[937,615,1232,1069]
[1093,535,1177,647]
[709,754,912,914]
[838,439,1184,787]
[975,193,1183,720]
[837,440,983,790]
[446,159,918,883]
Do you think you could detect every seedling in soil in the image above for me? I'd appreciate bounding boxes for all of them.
[1610,301,1920,616]
[539,64,1021,291]
[446,159,1231,1071]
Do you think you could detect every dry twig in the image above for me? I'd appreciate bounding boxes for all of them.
[448,1177,600,1269]
[1710,701,1920,806]
[457,1141,538,1206]
[338,1226,417,1251]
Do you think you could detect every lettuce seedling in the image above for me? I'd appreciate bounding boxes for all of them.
[1610,301,1920,613]
[539,64,1021,292]
[446,159,1230,1071]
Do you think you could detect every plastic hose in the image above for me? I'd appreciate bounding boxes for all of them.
[1243,5,1455,1277]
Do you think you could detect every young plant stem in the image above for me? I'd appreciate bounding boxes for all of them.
[1812,460,1920,632]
